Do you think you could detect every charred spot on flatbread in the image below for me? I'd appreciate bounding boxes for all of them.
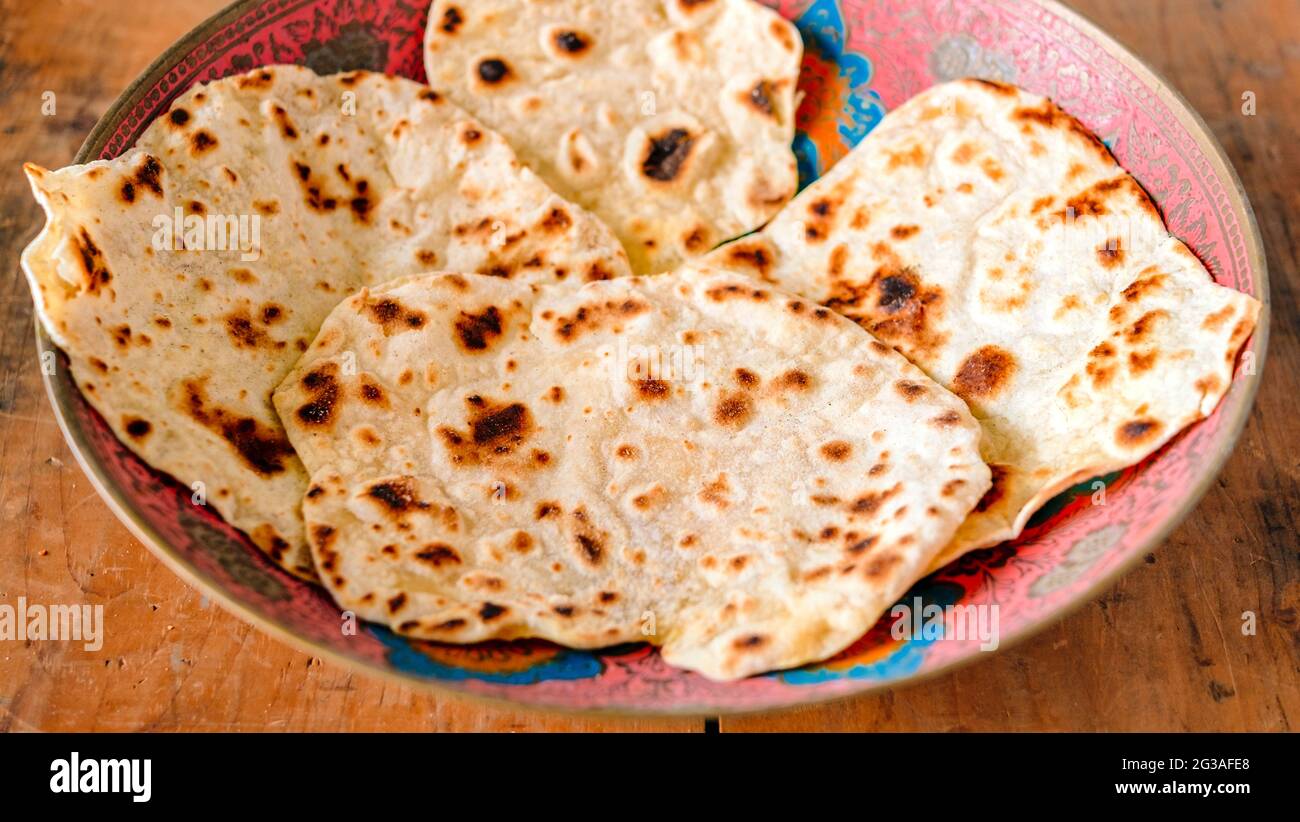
[476,57,512,86]
[951,345,1016,402]
[553,30,591,55]
[746,81,776,117]
[1116,418,1163,448]
[453,305,504,352]
[179,378,295,475]
[439,5,464,34]
[438,396,534,468]
[295,365,341,427]
[641,128,695,183]
[364,296,428,335]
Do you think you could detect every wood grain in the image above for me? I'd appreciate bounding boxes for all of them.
[0,0,1295,732]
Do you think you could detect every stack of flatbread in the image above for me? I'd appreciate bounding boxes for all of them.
[274,267,988,679]
[21,0,1259,680]
[703,78,1261,571]
[23,65,631,578]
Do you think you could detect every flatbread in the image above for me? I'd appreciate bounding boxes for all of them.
[705,79,1261,571]
[21,65,630,578]
[423,0,802,274]
[273,266,990,680]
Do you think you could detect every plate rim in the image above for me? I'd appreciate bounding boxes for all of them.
[31,0,1271,718]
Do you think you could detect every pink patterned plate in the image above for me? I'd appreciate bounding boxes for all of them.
[37,0,1268,714]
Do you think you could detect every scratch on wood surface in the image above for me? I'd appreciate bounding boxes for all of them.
[1189,549,1241,698]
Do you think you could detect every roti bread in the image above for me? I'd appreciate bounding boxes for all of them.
[705,79,1261,570]
[21,65,630,578]
[274,266,990,679]
[424,0,802,274]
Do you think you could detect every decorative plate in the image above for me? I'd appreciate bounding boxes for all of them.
[38,0,1268,714]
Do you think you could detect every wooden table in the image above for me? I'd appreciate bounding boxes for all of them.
[1,0,1296,732]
